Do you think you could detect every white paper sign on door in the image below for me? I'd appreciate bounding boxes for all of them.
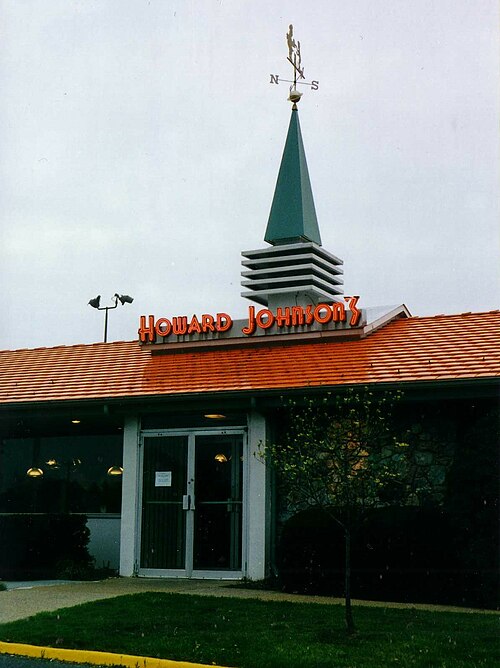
[155,471,172,487]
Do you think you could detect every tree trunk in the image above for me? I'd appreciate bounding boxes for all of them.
[344,527,356,635]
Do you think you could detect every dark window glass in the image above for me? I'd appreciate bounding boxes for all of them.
[0,435,122,514]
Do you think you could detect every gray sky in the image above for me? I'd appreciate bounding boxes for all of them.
[1,0,498,350]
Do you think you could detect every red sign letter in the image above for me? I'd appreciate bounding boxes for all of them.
[138,315,155,343]
[172,316,188,335]
[275,307,292,328]
[242,306,256,336]
[332,302,346,322]
[201,314,215,332]
[256,309,275,330]
[155,317,172,338]
[314,304,333,324]
[291,306,305,326]
[216,313,233,332]
[187,315,202,334]
[345,296,361,327]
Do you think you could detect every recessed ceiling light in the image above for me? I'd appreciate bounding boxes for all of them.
[204,414,227,419]
[71,419,81,424]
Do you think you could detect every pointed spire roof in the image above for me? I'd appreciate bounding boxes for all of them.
[264,108,322,246]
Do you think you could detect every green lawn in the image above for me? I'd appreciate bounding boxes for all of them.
[0,593,498,667]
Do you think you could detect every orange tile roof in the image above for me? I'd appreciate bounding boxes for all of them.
[0,310,498,406]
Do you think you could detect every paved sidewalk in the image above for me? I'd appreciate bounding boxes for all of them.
[0,578,496,624]
[2,581,80,591]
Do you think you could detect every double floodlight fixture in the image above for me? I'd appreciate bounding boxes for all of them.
[88,293,134,342]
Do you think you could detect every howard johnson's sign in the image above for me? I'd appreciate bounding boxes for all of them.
[139,297,363,345]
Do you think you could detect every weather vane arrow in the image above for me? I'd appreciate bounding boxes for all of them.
[270,24,319,107]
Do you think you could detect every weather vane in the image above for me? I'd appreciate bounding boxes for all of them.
[270,24,319,108]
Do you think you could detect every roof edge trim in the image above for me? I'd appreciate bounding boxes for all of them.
[362,304,412,337]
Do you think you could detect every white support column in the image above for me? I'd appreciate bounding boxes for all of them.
[119,415,140,576]
[245,410,268,580]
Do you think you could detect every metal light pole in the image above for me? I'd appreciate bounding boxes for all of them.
[88,293,134,343]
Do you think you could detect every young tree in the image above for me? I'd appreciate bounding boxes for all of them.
[264,387,416,635]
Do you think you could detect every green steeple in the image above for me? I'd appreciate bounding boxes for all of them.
[264,108,322,246]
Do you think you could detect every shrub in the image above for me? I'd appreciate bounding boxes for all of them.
[277,506,499,608]
[0,514,93,580]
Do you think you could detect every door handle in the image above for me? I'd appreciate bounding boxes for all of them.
[226,499,242,512]
[182,494,196,510]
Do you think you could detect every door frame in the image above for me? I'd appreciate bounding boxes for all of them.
[136,427,247,579]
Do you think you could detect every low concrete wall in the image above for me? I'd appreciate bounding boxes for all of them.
[86,515,121,571]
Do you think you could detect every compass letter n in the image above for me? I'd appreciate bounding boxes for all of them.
[270,74,279,84]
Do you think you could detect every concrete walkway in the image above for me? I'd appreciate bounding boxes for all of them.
[0,578,497,624]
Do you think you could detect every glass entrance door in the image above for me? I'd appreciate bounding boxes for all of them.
[140,435,188,570]
[193,435,242,573]
[139,431,244,577]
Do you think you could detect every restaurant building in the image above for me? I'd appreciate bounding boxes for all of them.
[0,97,498,590]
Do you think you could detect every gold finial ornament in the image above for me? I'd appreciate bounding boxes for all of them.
[269,25,319,105]
[288,88,302,109]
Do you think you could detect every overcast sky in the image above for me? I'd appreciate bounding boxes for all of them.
[1,0,498,350]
